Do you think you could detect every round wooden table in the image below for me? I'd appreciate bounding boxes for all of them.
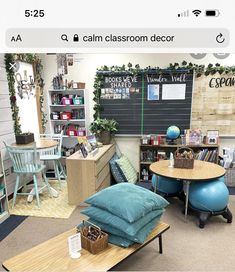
[150,160,226,221]
[12,139,58,149]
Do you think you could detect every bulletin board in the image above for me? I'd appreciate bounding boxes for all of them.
[192,73,235,135]
[99,70,194,135]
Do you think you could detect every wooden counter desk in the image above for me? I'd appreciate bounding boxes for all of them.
[66,144,115,205]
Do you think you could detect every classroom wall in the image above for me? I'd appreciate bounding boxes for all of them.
[41,53,235,171]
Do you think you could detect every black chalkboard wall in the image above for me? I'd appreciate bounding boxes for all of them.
[99,70,193,135]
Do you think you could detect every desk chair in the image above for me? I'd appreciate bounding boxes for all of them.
[4,142,52,208]
[39,131,66,189]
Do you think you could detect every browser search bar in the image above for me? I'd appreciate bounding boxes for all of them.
[6,28,229,48]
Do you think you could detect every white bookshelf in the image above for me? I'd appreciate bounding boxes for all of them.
[47,88,89,156]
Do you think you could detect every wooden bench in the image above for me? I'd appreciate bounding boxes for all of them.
[2,222,170,272]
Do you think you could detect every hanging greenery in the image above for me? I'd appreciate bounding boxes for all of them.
[5,54,22,135]
[4,53,47,135]
[93,62,235,118]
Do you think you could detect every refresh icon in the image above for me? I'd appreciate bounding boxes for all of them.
[216,33,225,44]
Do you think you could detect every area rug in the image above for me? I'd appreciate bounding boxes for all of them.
[9,181,76,219]
[0,215,27,241]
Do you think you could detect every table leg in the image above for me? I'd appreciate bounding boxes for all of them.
[184,180,191,222]
[158,235,163,254]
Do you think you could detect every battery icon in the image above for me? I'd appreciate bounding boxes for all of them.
[205,10,220,17]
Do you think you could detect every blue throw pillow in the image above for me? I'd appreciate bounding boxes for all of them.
[81,206,164,236]
[85,183,169,223]
[108,233,134,248]
[109,154,127,183]
[88,215,161,244]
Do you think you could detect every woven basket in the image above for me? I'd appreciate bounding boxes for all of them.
[174,147,194,169]
[79,220,108,254]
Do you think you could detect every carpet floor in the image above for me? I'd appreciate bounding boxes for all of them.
[1,196,235,271]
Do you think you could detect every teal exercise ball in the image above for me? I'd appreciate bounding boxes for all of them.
[189,177,229,212]
[152,174,183,194]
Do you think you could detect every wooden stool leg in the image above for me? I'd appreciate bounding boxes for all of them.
[158,235,163,254]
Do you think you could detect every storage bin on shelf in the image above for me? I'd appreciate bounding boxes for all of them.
[0,184,5,197]
[78,220,108,254]
[60,112,72,120]
[73,82,86,89]
[77,127,86,136]
[174,147,194,169]
[62,97,73,105]
[51,112,60,120]
[73,96,84,105]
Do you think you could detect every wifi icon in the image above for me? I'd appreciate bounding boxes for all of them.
[192,9,202,17]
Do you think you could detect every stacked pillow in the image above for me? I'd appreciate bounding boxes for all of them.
[82,183,169,247]
[109,154,138,184]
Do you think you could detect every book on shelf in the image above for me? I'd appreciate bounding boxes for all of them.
[157,151,166,161]
[140,150,157,162]
[195,148,217,163]
[189,129,201,145]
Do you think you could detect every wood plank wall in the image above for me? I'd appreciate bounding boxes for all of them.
[0,55,31,195]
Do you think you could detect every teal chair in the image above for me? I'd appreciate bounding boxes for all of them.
[4,142,52,208]
[39,131,66,189]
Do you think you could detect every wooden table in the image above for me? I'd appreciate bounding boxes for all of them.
[12,139,58,150]
[150,160,226,220]
[2,222,170,272]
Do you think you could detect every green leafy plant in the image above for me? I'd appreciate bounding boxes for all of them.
[89,118,118,135]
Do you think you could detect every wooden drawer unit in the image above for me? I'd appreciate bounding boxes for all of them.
[66,144,115,205]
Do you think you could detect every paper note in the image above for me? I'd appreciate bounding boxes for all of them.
[162,84,186,100]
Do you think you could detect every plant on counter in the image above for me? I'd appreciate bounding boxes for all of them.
[89,118,118,145]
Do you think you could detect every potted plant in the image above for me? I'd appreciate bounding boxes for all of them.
[89,118,118,145]
[15,132,35,144]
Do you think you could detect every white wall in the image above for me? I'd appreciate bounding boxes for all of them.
[41,53,235,171]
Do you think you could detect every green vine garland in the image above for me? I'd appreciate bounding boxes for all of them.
[93,62,235,118]
[4,54,47,135]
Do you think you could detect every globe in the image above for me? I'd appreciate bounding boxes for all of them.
[166,125,180,144]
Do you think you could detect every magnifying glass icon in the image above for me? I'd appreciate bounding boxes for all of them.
[61,34,68,42]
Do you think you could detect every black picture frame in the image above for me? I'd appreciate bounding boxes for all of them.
[79,143,88,158]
